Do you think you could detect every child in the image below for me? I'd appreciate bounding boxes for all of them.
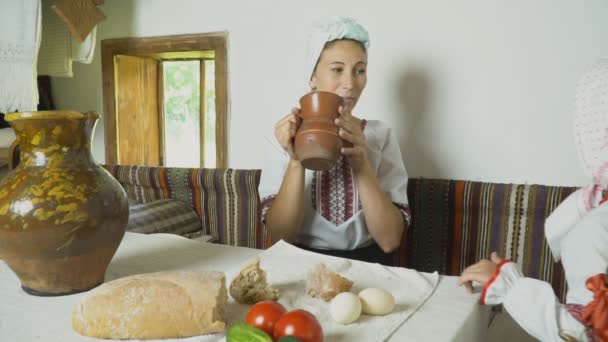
[458,60,608,342]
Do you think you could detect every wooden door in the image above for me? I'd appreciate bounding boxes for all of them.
[114,55,160,165]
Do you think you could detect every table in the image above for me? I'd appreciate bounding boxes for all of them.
[0,233,490,341]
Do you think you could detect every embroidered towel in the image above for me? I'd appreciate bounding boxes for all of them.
[0,0,42,113]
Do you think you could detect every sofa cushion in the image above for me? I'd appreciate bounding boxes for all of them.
[104,165,266,249]
[127,199,202,236]
[104,165,169,203]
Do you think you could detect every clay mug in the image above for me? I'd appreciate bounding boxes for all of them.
[294,91,346,171]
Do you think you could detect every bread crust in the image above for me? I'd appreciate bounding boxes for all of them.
[72,271,227,339]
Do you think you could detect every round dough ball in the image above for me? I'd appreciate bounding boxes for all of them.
[358,288,395,316]
[329,292,362,324]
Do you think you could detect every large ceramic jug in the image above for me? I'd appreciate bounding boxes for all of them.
[294,91,345,171]
[0,111,128,296]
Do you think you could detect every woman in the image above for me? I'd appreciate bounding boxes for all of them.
[458,60,608,341]
[259,16,410,266]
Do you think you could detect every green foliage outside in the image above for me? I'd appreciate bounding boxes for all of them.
[164,60,200,139]
[163,60,216,167]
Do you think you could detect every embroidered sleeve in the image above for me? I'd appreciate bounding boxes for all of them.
[479,262,591,341]
[480,260,523,305]
[501,278,590,341]
[260,195,277,225]
[393,202,411,227]
[374,122,409,208]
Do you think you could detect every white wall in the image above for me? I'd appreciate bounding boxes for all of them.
[51,0,608,186]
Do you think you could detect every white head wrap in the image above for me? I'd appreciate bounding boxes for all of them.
[545,59,608,260]
[576,59,608,194]
[306,16,370,81]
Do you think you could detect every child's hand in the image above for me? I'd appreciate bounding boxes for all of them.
[457,252,503,293]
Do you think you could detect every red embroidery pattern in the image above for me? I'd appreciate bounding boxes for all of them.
[565,303,596,342]
[394,202,412,226]
[600,190,608,206]
[312,156,359,226]
[260,195,277,224]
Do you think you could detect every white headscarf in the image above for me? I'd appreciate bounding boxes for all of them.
[546,59,608,260]
[305,16,370,81]
[575,59,608,213]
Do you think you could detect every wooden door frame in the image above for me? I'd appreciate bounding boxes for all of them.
[101,32,228,167]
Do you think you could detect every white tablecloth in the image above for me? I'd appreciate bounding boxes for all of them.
[0,233,490,341]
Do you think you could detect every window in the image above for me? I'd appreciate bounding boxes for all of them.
[101,33,227,168]
[162,59,216,168]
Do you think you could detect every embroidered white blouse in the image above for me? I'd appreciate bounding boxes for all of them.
[480,195,608,341]
[259,119,411,250]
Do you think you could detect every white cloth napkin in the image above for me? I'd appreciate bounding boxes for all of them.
[71,27,96,64]
[0,0,41,113]
[184,240,437,342]
[243,240,439,342]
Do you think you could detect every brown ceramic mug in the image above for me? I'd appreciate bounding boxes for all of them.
[294,91,345,171]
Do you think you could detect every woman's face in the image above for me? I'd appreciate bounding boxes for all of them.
[310,39,367,111]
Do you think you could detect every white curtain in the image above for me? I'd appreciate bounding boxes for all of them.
[0,0,42,113]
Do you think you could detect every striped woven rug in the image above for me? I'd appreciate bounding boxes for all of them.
[399,178,578,302]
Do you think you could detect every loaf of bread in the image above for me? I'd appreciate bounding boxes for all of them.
[72,271,227,339]
[229,257,280,304]
[306,263,353,301]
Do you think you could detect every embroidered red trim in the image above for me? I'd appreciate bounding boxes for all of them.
[582,274,608,342]
[480,259,513,305]
[600,190,608,205]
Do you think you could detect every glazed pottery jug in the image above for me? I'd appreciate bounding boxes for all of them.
[294,91,345,171]
[0,111,128,296]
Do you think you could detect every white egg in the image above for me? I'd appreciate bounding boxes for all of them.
[329,292,362,324]
[358,288,395,315]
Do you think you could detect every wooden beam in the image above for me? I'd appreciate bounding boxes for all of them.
[101,40,117,164]
[158,62,166,166]
[199,60,206,168]
[215,40,228,169]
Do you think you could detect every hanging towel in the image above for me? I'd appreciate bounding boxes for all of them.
[37,0,72,77]
[71,26,96,64]
[37,0,97,77]
[0,0,42,113]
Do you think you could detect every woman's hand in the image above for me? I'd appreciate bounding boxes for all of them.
[458,252,503,293]
[335,106,368,174]
[274,107,301,159]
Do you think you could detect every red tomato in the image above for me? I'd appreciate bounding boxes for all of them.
[245,301,287,336]
[273,309,323,342]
